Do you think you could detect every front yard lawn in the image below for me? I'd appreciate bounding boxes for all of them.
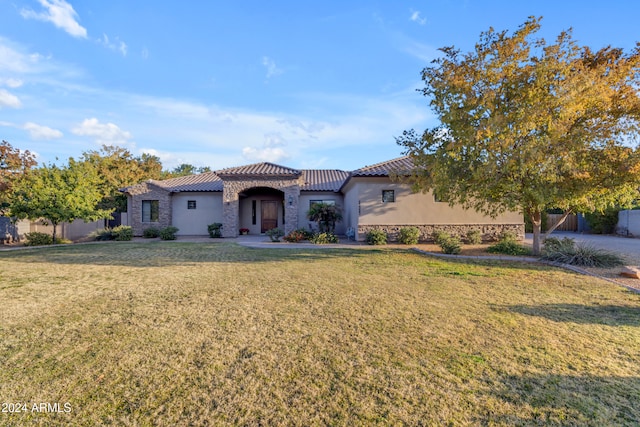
[1,242,639,426]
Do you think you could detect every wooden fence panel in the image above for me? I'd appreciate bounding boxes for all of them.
[546,214,578,232]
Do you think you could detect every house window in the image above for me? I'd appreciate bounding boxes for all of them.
[309,200,336,208]
[142,200,159,222]
[252,200,257,225]
[382,190,395,203]
[187,200,197,209]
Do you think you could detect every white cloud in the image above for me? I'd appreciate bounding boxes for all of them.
[71,118,132,144]
[98,34,128,56]
[262,56,283,79]
[242,146,289,163]
[21,0,87,39]
[23,122,63,139]
[0,89,21,108]
[2,78,23,88]
[410,10,427,25]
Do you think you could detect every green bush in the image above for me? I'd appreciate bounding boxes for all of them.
[500,231,519,242]
[398,227,420,245]
[439,235,462,254]
[207,223,223,238]
[143,227,161,238]
[431,230,451,245]
[366,229,387,245]
[90,228,113,241]
[111,225,133,241]
[466,229,483,245]
[309,232,339,244]
[487,240,531,256]
[160,226,179,240]
[584,209,619,234]
[266,228,284,242]
[541,238,624,267]
[24,232,53,246]
[543,237,576,253]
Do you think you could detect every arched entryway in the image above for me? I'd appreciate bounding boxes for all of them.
[238,187,285,234]
[217,164,303,237]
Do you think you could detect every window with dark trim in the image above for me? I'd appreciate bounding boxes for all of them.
[142,200,159,222]
[382,190,395,203]
[309,199,336,208]
[187,200,197,209]
[252,200,257,225]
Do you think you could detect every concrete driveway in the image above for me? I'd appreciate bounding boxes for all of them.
[525,232,640,263]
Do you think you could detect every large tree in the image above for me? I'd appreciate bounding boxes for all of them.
[397,17,640,254]
[80,145,164,213]
[0,140,37,215]
[10,159,112,243]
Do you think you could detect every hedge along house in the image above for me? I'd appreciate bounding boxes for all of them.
[121,156,523,241]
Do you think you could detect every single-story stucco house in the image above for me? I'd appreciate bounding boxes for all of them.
[121,156,523,241]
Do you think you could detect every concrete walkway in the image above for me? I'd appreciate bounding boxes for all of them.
[525,232,640,263]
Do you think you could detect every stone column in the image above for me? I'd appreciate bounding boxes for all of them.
[283,186,300,235]
[222,185,239,237]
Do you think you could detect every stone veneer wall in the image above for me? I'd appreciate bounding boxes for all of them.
[358,223,525,243]
[222,177,302,237]
[127,183,172,236]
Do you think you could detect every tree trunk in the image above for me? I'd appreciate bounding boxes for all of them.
[530,210,542,256]
[52,223,57,245]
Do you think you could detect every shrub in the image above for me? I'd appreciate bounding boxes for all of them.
[24,232,53,246]
[366,229,387,245]
[266,228,284,242]
[543,237,576,253]
[439,235,462,254]
[309,232,339,244]
[466,229,483,245]
[55,238,72,244]
[431,231,451,245]
[398,227,420,245]
[160,226,179,240]
[541,238,624,267]
[584,209,619,234]
[283,229,309,243]
[111,225,133,241]
[500,231,519,242]
[487,241,531,256]
[90,228,113,241]
[207,223,223,238]
[143,227,161,238]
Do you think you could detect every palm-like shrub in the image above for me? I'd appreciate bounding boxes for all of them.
[542,237,624,267]
[307,203,343,233]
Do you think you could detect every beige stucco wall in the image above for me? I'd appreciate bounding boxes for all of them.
[353,177,522,225]
[171,192,223,235]
[298,192,345,233]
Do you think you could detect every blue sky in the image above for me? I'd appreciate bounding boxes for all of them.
[1,1,639,171]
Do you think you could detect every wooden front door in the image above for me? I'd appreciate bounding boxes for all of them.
[261,200,278,232]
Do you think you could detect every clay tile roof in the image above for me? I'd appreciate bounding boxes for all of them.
[351,156,414,177]
[215,162,301,177]
[301,170,350,192]
[150,172,223,192]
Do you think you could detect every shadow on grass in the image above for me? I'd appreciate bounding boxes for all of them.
[507,303,640,326]
[479,373,640,425]
[0,241,382,267]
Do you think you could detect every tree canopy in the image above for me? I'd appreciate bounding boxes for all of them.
[397,17,640,254]
[0,140,37,215]
[10,159,112,243]
[80,145,164,212]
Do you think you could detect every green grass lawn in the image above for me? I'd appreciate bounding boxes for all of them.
[1,242,639,426]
